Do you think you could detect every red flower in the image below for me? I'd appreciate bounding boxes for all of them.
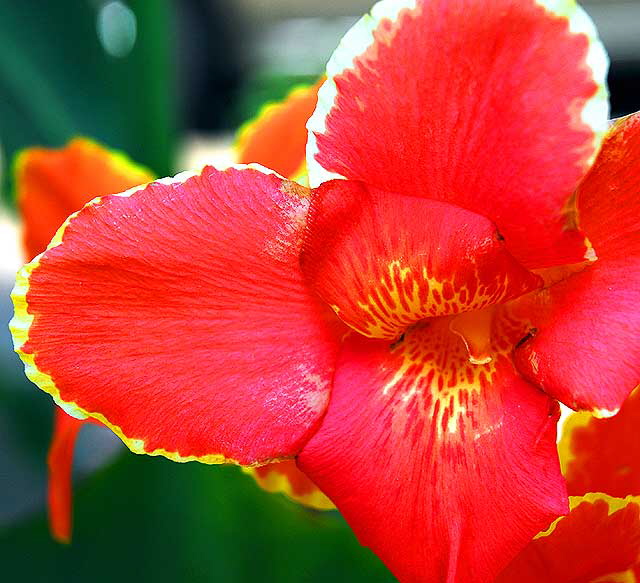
[10,1,640,581]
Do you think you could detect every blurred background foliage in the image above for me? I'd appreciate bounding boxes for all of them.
[0,1,175,205]
[0,1,639,581]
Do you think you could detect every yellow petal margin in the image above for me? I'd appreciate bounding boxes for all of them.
[243,461,334,510]
[9,171,258,466]
[537,492,640,539]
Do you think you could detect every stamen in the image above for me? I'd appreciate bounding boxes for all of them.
[449,308,494,365]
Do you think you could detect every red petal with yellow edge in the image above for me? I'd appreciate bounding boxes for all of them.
[301,180,541,339]
[16,138,153,260]
[298,320,566,583]
[47,408,85,543]
[244,460,334,510]
[514,114,640,415]
[578,112,640,260]
[11,167,342,465]
[560,388,640,498]
[496,494,640,583]
[514,261,640,414]
[307,0,608,269]
[236,79,323,180]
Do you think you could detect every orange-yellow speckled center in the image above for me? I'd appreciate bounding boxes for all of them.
[334,258,531,340]
[383,319,500,437]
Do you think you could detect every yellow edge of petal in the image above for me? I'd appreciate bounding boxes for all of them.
[557,408,593,475]
[535,492,640,540]
[592,405,621,419]
[241,466,335,511]
[13,137,155,200]
[68,137,155,183]
[572,492,640,514]
[592,569,638,583]
[9,166,290,468]
[290,165,309,187]
[234,83,320,157]
[12,148,31,191]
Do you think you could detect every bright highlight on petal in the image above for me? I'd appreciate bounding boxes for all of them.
[244,461,334,510]
[10,166,342,465]
[497,494,640,582]
[308,0,608,268]
[298,320,566,583]
[301,180,541,339]
[16,138,153,260]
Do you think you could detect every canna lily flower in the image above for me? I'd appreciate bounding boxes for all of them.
[9,1,640,581]
[15,138,153,542]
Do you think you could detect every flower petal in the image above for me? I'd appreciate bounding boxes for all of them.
[301,180,541,339]
[244,461,334,510]
[307,0,608,268]
[514,114,640,414]
[47,408,85,543]
[236,79,323,180]
[11,166,342,465]
[16,138,150,545]
[16,138,153,260]
[559,388,640,497]
[578,112,640,260]
[497,494,640,583]
[297,320,566,583]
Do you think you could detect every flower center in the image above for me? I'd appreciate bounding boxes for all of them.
[301,180,542,340]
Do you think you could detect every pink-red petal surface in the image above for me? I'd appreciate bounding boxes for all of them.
[47,409,84,543]
[497,494,640,583]
[302,180,540,339]
[298,321,566,583]
[236,80,323,179]
[515,113,640,414]
[11,167,342,465]
[560,388,640,498]
[308,0,608,268]
[16,138,153,260]
[578,113,640,259]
